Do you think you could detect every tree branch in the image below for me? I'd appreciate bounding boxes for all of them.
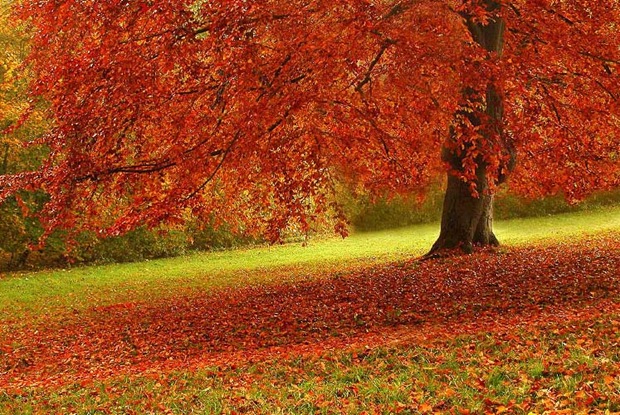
[183,131,241,201]
[355,39,397,93]
[579,51,620,65]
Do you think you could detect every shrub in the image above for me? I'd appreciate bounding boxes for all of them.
[75,227,191,264]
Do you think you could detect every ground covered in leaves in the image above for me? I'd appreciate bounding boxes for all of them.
[1,233,619,414]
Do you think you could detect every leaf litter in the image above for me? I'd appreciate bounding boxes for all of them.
[1,233,618,391]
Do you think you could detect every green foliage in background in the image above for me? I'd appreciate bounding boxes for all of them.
[494,189,620,219]
[347,187,620,233]
[346,192,443,232]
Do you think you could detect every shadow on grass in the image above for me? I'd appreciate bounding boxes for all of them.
[2,233,619,387]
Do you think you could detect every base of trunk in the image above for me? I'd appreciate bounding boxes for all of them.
[426,173,499,257]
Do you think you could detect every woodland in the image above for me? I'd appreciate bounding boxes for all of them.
[0,0,619,413]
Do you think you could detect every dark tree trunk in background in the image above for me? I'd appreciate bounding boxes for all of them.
[429,1,511,255]
[1,143,8,175]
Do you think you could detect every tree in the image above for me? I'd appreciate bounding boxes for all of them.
[0,1,49,266]
[431,0,511,254]
[0,0,33,177]
[1,0,619,253]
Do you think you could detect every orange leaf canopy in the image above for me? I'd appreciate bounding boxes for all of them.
[2,0,619,240]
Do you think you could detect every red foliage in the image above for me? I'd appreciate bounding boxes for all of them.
[1,233,618,389]
[0,0,618,238]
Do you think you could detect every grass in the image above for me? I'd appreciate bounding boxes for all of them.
[1,205,619,414]
[1,205,619,321]
[2,315,619,414]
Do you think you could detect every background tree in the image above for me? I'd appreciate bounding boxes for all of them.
[0,1,50,267]
[1,0,619,253]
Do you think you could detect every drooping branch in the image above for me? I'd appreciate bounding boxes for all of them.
[355,38,397,93]
[183,131,242,202]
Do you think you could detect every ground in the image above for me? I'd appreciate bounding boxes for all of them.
[0,207,619,414]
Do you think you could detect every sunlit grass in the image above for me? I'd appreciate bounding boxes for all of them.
[1,205,619,320]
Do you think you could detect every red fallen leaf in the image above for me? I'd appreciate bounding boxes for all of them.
[0,234,619,389]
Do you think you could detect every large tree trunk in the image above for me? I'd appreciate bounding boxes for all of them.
[430,163,499,254]
[429,1,509,255]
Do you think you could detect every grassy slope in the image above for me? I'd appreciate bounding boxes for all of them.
[0,206,619,414]
[1,205,619,321]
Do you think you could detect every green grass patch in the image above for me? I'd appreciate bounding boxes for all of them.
[1,205,619,321]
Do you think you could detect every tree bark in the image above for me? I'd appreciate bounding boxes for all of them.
[429,1,509,255]
[430,162,499,254]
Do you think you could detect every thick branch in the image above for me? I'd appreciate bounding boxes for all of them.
[579,51,620,65]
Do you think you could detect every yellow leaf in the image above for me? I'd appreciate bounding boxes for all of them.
[575,390,587,399]
[419,403,433,412]
[444,387,457,397]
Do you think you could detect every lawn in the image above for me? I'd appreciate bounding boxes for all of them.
[1,206,619,414]
[1,205,619,320]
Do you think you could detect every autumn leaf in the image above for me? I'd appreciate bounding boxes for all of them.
[1,0,618,249]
